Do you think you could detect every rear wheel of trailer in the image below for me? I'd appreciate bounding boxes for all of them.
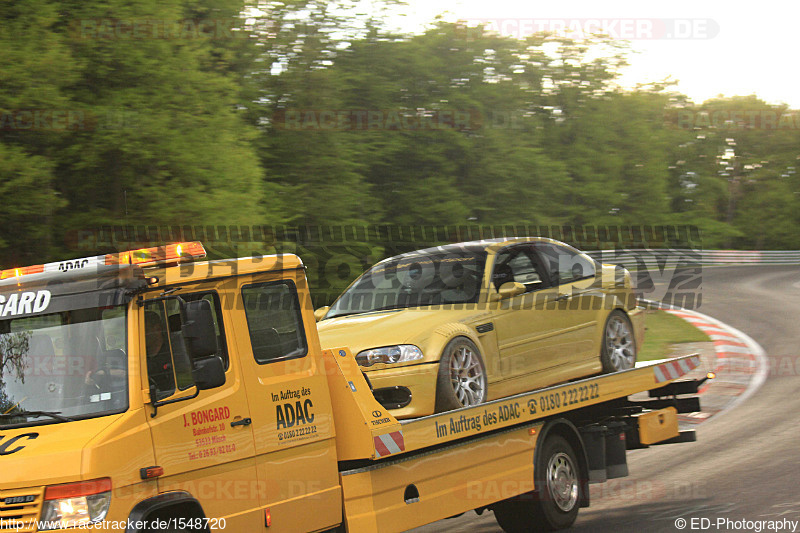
[493,434,582,532]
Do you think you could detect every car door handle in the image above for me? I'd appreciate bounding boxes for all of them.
[230,417,252,428]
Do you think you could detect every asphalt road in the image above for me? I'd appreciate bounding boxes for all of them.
[414,265,800,533]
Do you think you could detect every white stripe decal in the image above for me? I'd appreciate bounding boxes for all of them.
[381,434,402,455]
[666,362,680,379]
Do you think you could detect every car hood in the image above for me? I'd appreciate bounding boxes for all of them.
[317,307,490,360]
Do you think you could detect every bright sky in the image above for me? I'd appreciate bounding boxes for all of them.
[385,0,800,108]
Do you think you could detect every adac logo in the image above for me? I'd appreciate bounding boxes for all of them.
[0,433,39,455]
[58,259,89,272]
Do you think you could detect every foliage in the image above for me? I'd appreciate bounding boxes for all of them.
[1,2,799,278]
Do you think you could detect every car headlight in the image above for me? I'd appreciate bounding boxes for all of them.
[40,478,112,530]
[356,345,423,367]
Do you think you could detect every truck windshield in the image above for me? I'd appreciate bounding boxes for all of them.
[0,305,127,427]
[326,250,487,318]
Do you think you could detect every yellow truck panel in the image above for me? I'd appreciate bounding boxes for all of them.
[636,406,679,445]
[341,425,542,532]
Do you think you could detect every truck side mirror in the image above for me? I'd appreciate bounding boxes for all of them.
[181,300,218,358]
[192,355,226,390]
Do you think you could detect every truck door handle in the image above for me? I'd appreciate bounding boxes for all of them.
[554,294,570,302]
[230,417,252,428]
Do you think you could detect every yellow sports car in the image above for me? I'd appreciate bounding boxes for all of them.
[316,237,645,418]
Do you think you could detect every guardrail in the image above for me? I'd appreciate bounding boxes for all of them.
[586,249,800,269]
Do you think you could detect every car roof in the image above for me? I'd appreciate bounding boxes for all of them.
[374,236,556,265]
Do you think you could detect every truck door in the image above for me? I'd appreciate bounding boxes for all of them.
[141,288,263,531]
[231,271,342,533]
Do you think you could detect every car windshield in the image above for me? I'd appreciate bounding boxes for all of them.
[0,305,127,427]
[326,250,487,318]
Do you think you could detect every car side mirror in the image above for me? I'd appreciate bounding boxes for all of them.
[181,299,218,358]
[314,306,330,322]
[492,281,526,301]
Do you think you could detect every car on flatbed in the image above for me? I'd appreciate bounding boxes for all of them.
[315,237,645,418]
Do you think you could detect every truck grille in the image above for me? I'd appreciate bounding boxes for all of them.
[0,488,43,532]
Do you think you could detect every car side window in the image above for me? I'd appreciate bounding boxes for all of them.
[535,243,596,285]
[492,247,548,292]
[144,291,228,400]
[242,280,308,364]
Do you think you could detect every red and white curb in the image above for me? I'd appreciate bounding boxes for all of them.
[651,304,767,425]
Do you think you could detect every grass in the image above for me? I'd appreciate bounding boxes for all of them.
[638,310,710,361]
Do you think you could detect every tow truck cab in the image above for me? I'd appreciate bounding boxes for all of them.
[0,243,345,532]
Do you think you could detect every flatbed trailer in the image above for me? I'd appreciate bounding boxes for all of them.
[0,243,706,533]
[324,345,705,532]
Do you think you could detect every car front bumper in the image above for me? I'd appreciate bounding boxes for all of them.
[365,361,440,419]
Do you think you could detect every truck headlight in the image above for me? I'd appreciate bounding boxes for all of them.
[40,478,112,530]
[356,345,423,367]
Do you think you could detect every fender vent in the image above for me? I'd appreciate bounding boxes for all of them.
[476,322,494,334]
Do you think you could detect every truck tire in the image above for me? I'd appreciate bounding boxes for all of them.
[493,435,581,532]
[434,337,487,412]
[600,310,636,373]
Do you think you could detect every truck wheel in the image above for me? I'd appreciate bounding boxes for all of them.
[600,310,636,373]
[493,435,581,532]
[435,337,487,412]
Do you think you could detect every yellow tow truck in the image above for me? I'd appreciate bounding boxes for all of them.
[0,243,707,532]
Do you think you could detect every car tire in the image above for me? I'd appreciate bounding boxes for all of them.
[434,337,488,412]
[600,310,637,373]
[493,435,581,532]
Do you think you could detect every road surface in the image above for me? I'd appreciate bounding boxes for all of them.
[413,265,800,532]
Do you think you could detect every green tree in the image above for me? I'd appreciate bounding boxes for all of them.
[52,0,264,239]
[0,0,73,265]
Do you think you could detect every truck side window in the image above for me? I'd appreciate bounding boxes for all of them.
[242,281,308,364]
[144,291,228,399]
[143,304,176,399]
[164,292,229,371]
